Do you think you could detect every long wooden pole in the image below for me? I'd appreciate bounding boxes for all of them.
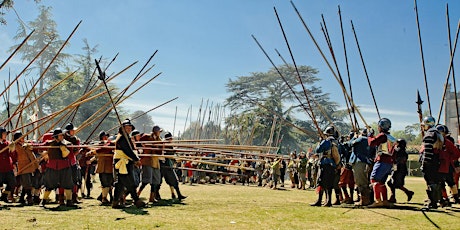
[338,5,359,131]
[414,0,432,116]
[274,7,324,138]
[446,4,460,137]
[0,29,35,71]
[290,1,369,128]
[0,41,51,100]
[351,20,381,120]
[437,20,460,123]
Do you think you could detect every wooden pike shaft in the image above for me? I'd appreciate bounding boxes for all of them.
[167,167,244,176]
[351,20,381,120]
[135,139,222,144]
[0,29,35,71]
[104,96,178,134]
[290,1,369,128]
[437,20,460,123]
[3,21,82,127]
[0,42,50,100]
[79,70,161,137]
[338,5,359,131]
[74,61,141,135]
[5,69,79,127]
[137,154,255,171]
[320,14,355,131]
[4,84,112,152]
[446,4,460,135]
[414,0,432,116]
[272,50,339,135]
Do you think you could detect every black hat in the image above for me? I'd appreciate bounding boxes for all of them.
[122,119,135,128]
[52,128,63,137]
[0,126,7,134]
[99,131,109,140]
[64,123,76,132]
[130,129,141,137]
[164,132,172,140]
[13,131,23,141]
[152,125,162,132]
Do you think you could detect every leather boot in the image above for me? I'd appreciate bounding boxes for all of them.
[59,194,65,206]
[333,193,341,205]
[154,187,161,201]
[1,192,10,203]
[310,189,324,206]
[174,185,187,200]
[66,200,78,208]
[135,199,145,208]
[72,193,81,204]
[324,189,333,207]
[149,192,155,203]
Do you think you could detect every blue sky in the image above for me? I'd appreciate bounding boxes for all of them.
[0,0,459,136]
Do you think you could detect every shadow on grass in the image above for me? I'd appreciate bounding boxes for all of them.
[422,210,441,229]
[148,198,187,207]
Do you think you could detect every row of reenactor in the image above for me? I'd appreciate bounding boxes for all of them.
[310,117,460,209]
[0,119,187,209]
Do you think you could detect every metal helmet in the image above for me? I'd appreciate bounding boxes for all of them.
[396,138,407,149]
[0,126,7,135]
[64,123,75,132]
[13,131,23,141]
[121,119,135,129]
[98,131,109,140]
[323,126,335,136]
[52,128,63,138]
[436,124,449,134]
[422,116,436,128]
[378,118,391,132]
[164,132,172,140]
[130,129,141,138]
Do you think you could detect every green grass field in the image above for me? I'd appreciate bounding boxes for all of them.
[0,177,459,229]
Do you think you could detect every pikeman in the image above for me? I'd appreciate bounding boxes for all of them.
[161,132,186,200]
[435,125,460,206]
[350,129,372,206]
[13,131,39,205]
[138,125,162,203]
[90,131,113,205]
[63,123,82,204]
[368,118,396,208]
[112,119,145,209]
[0,127,15,203]
[41,128,77,208]
[311,126,341,207]
[420,116,443,210]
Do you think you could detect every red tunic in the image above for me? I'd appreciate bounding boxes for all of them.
[0,141,14,173]
[438,139,460,173]
[368,133,395,164]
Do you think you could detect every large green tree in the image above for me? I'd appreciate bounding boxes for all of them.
[225,65,350,153]
[9,5,69,118]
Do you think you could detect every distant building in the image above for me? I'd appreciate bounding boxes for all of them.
[445,84,460,143]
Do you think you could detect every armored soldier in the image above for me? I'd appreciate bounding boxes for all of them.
[368,118,396,208]
[420,116,443,209]
[350,129,372,206]
[311,126,340,207]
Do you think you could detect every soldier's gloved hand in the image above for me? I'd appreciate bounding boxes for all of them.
[367,128,375,137]
[8,142,15,152]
